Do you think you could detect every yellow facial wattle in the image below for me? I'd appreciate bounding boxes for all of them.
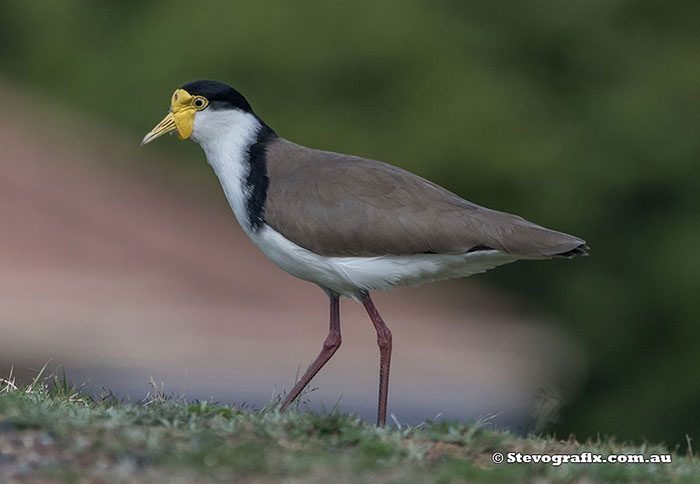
[141,89,209,145]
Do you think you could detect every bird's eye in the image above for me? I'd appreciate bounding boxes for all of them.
[193,97,208,109]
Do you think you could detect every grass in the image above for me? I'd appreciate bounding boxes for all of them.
[0,367,698,483]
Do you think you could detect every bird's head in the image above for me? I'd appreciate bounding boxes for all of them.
[141,80,255,146]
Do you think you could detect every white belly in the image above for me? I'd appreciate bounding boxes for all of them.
[250,225,519,297]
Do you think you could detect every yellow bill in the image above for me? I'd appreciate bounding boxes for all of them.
[141,89,209,145]
[141,111,177,145]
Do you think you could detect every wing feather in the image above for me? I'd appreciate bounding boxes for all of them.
[263,138,585,258]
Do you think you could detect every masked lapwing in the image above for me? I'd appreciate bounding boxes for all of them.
[142,80,587,426]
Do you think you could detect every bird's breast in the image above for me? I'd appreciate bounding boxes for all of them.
[196,114,267,236]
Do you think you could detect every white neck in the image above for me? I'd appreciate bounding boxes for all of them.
[191,108,263,234]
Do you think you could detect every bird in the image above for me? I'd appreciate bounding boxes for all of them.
[142,80,587,426]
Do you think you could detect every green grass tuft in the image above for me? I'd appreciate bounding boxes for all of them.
[0,369,697,483]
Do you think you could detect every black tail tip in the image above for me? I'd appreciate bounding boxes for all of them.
[556,243,589,259]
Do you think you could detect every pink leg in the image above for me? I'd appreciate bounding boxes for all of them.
[361,293,392,427]
[280,293,341,412]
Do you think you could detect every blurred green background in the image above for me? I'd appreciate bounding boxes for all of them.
[2,0,699,446]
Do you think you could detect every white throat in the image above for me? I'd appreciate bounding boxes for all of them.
[191,108,263,234]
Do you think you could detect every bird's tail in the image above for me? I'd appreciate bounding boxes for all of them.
[553,243,589,259]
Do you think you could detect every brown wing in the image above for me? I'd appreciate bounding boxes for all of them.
[263,138,586,258]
